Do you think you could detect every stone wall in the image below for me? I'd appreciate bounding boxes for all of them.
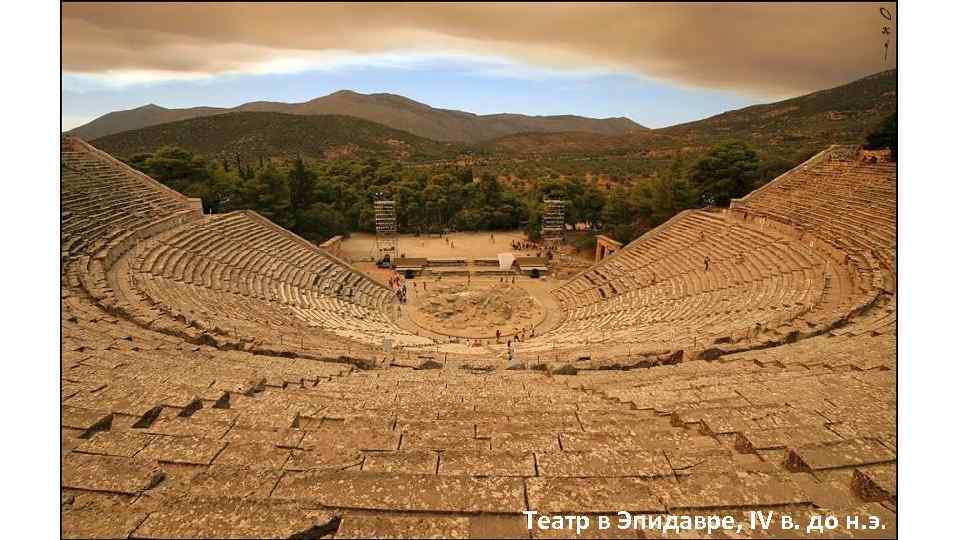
[320,235,344,258]
[594,235,623,264]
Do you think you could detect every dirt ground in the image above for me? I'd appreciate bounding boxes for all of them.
[405,280,546,339]
[394,275,564,341]
[340,230,545,262]
[340,230,573,340]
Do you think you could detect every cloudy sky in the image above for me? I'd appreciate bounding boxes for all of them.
[62,2,896,131]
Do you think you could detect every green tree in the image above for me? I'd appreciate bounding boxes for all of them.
[635,155,696,228]
[202,165,241,214]
[299,202,347,241]
[755,157,796,188]
[525,202,543,241]
[248,166,292,227]
[690,142,759,207]
[126,147,248,213]
[287,156,318,234]
[126,152,153,173]
[865,113,896,160]
[288,156,317,212]
[140,146,210,194]
[577,184,606,229]
[601,186,640,243]
[453,208,483,230]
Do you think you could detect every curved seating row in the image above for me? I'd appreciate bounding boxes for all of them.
[62,298,896,537]
[61,139,895,537]
[127,211,431,348]
[516,146,896,363]
[61,136,432,360]
[730,147,896,290]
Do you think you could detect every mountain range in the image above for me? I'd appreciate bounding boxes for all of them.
[656,70,897,160]
[476,69,897,163]
[66,90,646,143]
[88,112,463,162]
[72,69,896,167]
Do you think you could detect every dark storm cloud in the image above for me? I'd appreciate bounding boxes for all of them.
[62,2,896,96]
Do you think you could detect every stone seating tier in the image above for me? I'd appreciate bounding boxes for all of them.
[513,147,895,363]
[61,282,896,538]
[126,211,430,349]
[61,136,428,359]
[60,139,895,536]
[516,210,849,358]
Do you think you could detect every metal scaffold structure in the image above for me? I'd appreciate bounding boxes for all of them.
[374,198,398,266]
[541,199,567,246]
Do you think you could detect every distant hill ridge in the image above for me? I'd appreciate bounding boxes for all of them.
[87,111,464,162]
[481,69,897,162]
[655,69,896,159]
[67,89,647,143]
[79,69,895,166]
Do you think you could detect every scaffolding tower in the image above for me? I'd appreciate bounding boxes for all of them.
[541,199,567,246]
[374,199,398,264]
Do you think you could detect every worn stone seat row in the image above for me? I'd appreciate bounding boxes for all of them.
[62,293,896,537]
[61,136,433,359]
[515,148,895,364]
[125,211,431,349]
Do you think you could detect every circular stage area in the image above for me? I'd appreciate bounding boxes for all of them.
[405,280,546,339]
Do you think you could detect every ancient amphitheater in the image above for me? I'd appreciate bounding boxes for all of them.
[61,136,896,538]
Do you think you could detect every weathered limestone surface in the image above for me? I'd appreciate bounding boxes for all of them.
[60,138,896,538]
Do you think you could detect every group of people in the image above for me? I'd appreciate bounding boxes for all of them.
[388,272,408,303]
[463,323,537,351]
[511,239,539,251]
[495,326,535,344]
[504,328,536,362]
